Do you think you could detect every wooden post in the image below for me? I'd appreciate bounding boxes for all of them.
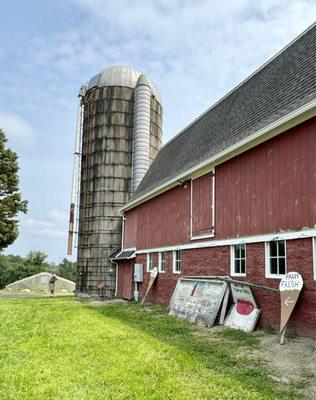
[280,326,286,345]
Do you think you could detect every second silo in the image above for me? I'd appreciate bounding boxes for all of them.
[76,66,163,297]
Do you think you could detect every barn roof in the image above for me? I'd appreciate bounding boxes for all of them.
[124,23,316,211]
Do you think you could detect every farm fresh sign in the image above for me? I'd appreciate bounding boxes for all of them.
[279,272,303,333]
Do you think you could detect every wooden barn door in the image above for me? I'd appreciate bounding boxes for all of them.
[117,261,134,300]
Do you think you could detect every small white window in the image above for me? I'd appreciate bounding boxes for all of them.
[173,250,181,274]
[230,244,246,276]
[265,240,286,278]
[158,252,166,273]
[147,253,153,271]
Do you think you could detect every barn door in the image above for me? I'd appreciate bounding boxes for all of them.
[117,261,134,300]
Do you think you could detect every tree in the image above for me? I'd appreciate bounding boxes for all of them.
[57,258,77,281]
[26,251,48,266]
[0,129,28,250]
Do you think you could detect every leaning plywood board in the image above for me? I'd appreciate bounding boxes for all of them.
[169,278,228,327]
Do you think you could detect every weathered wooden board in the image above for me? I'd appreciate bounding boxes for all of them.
[230,282,257,307]
[169,278,228,327]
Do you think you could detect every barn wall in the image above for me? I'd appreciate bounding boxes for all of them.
[124,210,138,249]
[132,238,316,338]
[123,118,316,249]
[216,117,316,238]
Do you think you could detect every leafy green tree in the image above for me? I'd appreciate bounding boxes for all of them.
[57,258,77,281]
[26,251,48,266]
[0,129,28,250]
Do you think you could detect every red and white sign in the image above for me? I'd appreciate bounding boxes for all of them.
[225,282,260,332]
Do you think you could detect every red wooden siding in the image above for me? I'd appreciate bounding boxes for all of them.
[123,118,316,249]
[129,183,191,249]
[191,172,213,236]
[216,117,316,238]
[124,209,137,248]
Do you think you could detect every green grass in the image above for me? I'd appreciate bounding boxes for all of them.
[0,297,305,400]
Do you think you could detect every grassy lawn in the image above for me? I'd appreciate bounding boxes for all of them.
[0,297,305,400]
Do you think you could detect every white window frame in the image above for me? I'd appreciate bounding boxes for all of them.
[313,237,316,281]
[147,252,153,272]
[158,251,166,273]
[190,168,215,240]
[265,240,287,278]
[230,244,246,277]
[173,250,181,274]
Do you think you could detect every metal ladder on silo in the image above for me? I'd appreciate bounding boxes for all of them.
[67,95,84,255]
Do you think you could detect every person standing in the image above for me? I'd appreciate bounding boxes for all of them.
[49,271,58,297]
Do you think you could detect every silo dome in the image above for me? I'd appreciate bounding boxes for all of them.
[87,65,162,105]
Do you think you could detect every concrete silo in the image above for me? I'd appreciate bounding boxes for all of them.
[69,66,163,297]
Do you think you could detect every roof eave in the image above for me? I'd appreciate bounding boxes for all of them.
[120,99,316,213]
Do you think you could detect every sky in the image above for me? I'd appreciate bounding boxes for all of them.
[0,0,315,262]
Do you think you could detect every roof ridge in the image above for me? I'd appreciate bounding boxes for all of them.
[159,21,316,151]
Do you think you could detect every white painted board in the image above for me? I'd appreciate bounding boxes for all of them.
[225,303,261,332]
[169,278,228,327]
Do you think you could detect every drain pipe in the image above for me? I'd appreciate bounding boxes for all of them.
[114,209,126,297]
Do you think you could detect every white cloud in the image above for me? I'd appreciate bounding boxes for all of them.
[22,211,68,239]
[0,112,35,149]
[25,0,316,140]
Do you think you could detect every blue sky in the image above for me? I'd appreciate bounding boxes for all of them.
[0,0,315,262]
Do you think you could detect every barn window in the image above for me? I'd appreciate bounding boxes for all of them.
[230,244,246,276]
[147,252,153,271]
[265,240,286,278]
[158,252,166,273]
[173,250,181,274]
[191,170,215,239]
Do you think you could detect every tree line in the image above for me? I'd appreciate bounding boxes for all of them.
[0,251,76,289]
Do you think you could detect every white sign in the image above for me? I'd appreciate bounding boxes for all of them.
[150,267,158,279]
[279,271,303,333]
[279,272,303,292]
[141,267,159,304]
[225,304,261,332]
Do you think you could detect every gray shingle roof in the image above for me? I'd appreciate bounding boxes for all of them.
[130,24,316,205]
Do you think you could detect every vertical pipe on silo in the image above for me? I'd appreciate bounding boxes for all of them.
[132,75,152,192]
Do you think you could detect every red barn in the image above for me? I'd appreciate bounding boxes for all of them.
[114,25,316,337]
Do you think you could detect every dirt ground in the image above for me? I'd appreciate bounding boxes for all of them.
[248,334,316,399]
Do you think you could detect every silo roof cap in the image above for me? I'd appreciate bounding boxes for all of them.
[86,65,162,104]
[136,74,151,87]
